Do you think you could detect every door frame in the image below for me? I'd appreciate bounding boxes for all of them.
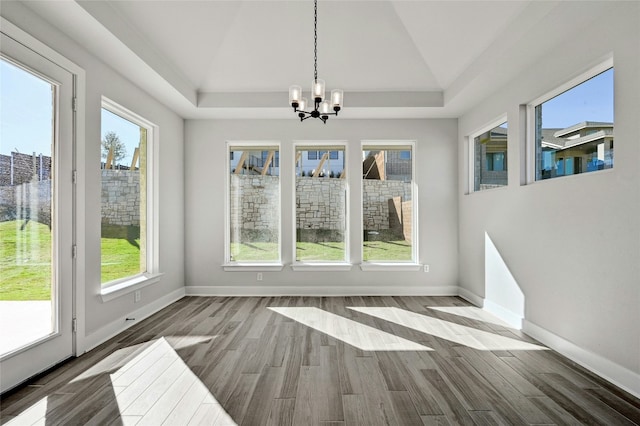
[0,16,86,393]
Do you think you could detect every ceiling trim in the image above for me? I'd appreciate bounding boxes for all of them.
[198,91,443,109]
[76,0,197,106]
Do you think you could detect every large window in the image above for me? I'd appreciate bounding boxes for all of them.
[532,66,613,181]
[228,143,280,263]
[473,121,508,192]
[100,99,156,286]
[362,142,416,263]
[294,144,347,263]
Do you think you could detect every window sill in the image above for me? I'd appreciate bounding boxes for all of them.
[223,263,284,272]
[359,263,422,272]
[291,262,352,272]
[100,273,164,303]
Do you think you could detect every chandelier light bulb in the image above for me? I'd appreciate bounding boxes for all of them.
[320,100,331,115]
[289,85,302,105]
[298,97,308,112]
[312,79,325,102]
[331,89,343,107]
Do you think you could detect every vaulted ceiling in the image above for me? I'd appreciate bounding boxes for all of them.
[23,1,613,119]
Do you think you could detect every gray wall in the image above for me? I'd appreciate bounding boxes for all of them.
[185,119,458,291]
[1,3,185,336]
[458,3,639,377]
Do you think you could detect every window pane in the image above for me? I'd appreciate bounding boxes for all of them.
[362,147,413,262]
[229,147,280,262]
[474,122,507,191]
[100,108,146,284]
[535,68,614,180]
[0,58,56,351]
[295,147,346,262]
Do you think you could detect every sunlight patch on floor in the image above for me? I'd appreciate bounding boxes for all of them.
[348,307,547,351]
[164,335,217,350]
[426,306,512,328]
[6,337,236,425]
[111,337,235,425]
[268,307,432,351]
[4,396,50,425]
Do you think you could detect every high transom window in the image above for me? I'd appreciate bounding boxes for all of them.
[531,66,614,181]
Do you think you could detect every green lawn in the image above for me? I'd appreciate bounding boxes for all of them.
[363,240,412,261]
[0,220,141,300]
[230,239,412,262]
[101,239,141,284]
[0,220,52,300]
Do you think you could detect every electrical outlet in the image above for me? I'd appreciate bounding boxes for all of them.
[257,273,263,281]
[423,264,430,273]
[134,290,141,303]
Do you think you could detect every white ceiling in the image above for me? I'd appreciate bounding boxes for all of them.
[22,1,613,119]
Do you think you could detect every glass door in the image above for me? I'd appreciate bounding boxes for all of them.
[0,32,74,392]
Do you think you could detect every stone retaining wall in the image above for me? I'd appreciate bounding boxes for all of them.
[362,179,411,231]
[230,174,280,242]
[101,170,141,226]
[230,175,412,242]
[0,180,51,226]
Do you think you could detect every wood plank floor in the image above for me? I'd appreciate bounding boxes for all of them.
[1,296,639,425]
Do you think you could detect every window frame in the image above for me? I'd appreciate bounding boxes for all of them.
[360,140,420,270]
[100,97,161,301]
[291,140,351,271]
[467,115,508,194]
[224,140,283,271]
[525,57,614,184]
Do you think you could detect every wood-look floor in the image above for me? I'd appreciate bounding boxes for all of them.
[1,296,639,425]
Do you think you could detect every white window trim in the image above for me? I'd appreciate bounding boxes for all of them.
[467,115,508,195]
[100,97,161,300]
[359,263,422,272]
[291,263,352,272]
[2,16,89,355]
[292,140,350,268]
[222,263,284,272]
[360,140,419,268]
[225,140,282,267]
[100,273,164,302]
[526,57,614,184]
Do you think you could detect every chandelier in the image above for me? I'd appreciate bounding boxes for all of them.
[288,0,343,123]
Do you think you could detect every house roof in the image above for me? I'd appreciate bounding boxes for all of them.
[553,121,614,138]
[542,123,613,150]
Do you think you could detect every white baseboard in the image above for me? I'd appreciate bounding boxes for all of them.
[523,320,640,399]
[185,285,459,297]
[456,288,524,330]
[457,287,484,307]
[82,287,186,353]
[483,299,523,330]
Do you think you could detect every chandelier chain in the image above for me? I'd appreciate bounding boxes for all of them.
[314,0,318,82]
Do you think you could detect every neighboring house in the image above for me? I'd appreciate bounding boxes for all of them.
[540,121,613,178]
[230,149,346,177]
[363,150,412,182]
[475,125,508,190]
[474,121,614,187]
